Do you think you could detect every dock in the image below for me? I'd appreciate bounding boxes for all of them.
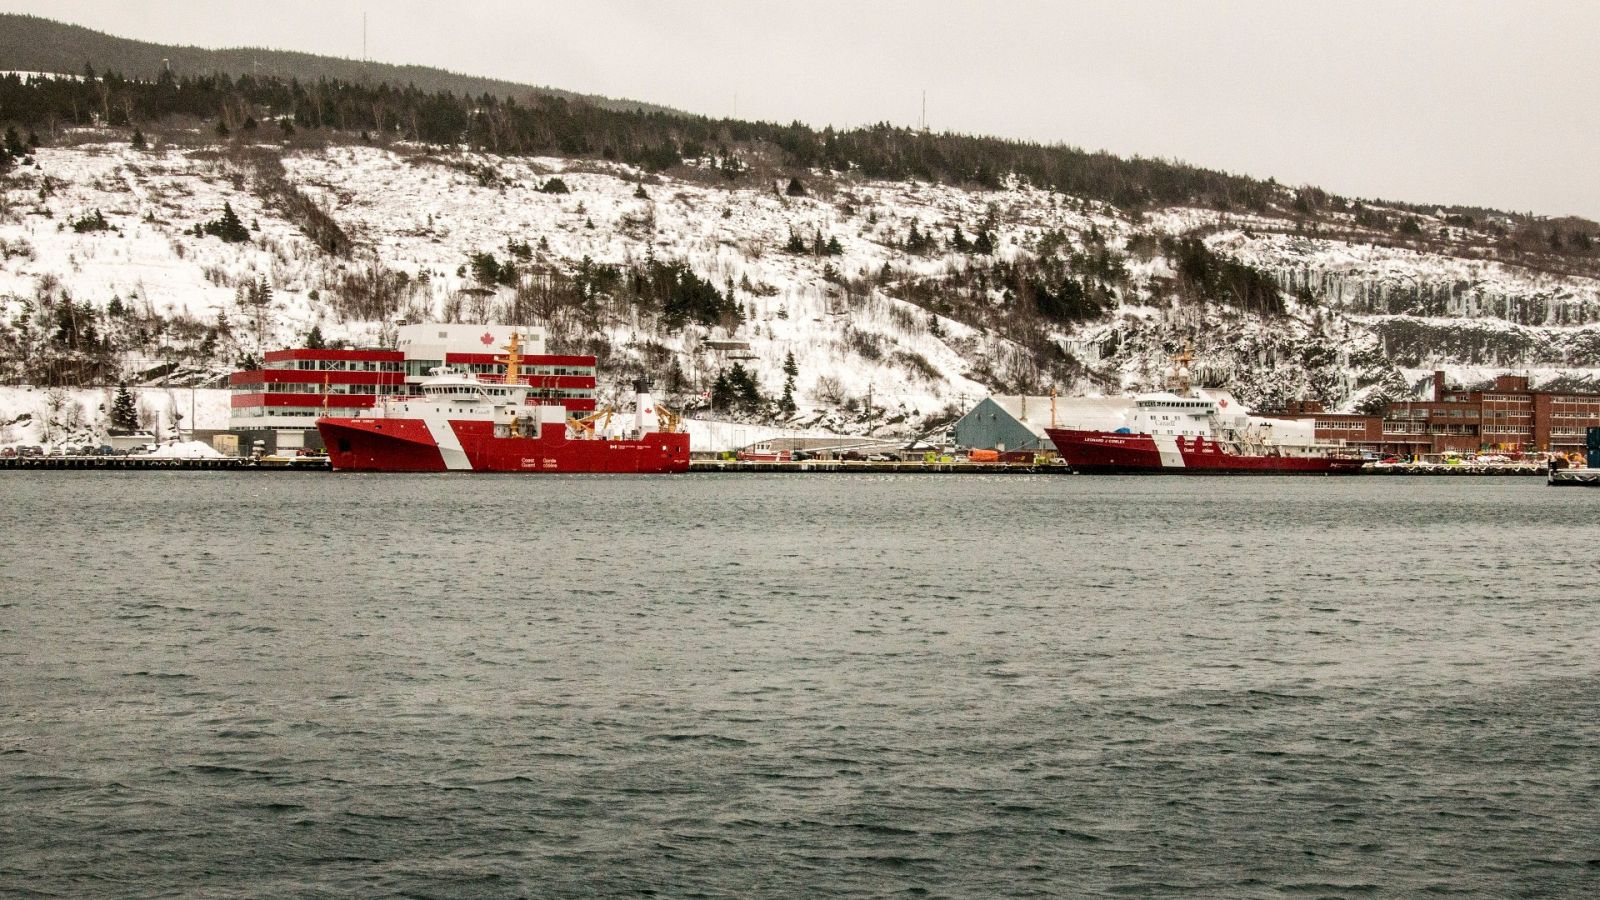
[689,459,1063,474]
[0,456,1576,477]
[1548,467,1600,487]
[1365,463,1547,476]
[0,455,331,471]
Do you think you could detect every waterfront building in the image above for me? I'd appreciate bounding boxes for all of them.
[228,324,597,453]
[1277,372,1600,456]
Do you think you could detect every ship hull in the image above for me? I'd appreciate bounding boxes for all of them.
[1046,428,1364,475]
[318,417,690,473]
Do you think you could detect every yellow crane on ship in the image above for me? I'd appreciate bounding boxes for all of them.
[567,407,614,439]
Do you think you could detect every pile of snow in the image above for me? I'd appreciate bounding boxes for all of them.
[145,440,223,459]
[679,416,847,453]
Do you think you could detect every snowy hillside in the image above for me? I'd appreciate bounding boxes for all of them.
[4,133,1600,446]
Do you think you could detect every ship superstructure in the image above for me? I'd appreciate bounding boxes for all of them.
[317,333,689,473]
[1046,349,1363,475]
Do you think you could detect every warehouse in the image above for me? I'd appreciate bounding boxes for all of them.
[950,394,1131,451]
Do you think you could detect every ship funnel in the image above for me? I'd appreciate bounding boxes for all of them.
[633,378,656,436]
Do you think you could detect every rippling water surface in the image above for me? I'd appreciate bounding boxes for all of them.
[2,472,1599,898]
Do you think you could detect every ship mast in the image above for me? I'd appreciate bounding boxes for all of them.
[496,332,524,384]
[1170,344,1195,394]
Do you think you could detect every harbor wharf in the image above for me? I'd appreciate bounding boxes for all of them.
[0,458,1565,476]
[0,456,331,471]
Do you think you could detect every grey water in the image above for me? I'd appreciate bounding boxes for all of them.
[1,472,1598,898]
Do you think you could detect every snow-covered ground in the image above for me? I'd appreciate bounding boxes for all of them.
[0,386,229,448]
[5,138,1600,450]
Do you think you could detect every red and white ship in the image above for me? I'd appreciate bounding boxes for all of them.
[1046,352,1363,475]
[317,334,689,473]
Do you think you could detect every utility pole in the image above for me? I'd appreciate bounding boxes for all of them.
[920,90,926,132]
[363,13,368,63]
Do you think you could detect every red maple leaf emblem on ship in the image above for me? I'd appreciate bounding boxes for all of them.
[480,331,495,346]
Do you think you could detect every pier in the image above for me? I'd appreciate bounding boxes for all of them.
[0,456,1569,476]
[0,455,331,471]
[688,459,1062,474]
[1364,463,1546,476]
[1548,467,1600,487]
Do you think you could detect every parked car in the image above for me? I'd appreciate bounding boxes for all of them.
[1,447,16,458]
[18,445,43,457]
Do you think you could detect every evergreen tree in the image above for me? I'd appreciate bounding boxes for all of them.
[728,362,761,411]
[710,369,733,411]
[280,118,295,136]
[306,325,326,349]
[3,127,22,158]
[110,384,139,433]
[785,177,806,197]
[107,295,125,317]
[242,116,257,132]
[785,229,807,254]
[905,222,932,254]
[203,202,250,242]
[825,236,843,256]
[26,130,39,152]
[950,226,970,251]
[973,229,994,254]
[780,379,796,415]
[633,183,649,199]
[72,210,109,233]
[215,119,230,138]
[130,128,147,150]
[779,350,798,415]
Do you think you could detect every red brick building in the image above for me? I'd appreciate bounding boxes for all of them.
[1272,372,1600,456]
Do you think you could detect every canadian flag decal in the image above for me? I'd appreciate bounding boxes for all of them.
[480,331,495,346]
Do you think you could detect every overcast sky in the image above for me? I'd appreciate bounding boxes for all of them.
[8,0,1599,218]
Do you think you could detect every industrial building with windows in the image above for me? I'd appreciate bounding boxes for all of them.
[229,324,597,453]
[1271,371,1600,456]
